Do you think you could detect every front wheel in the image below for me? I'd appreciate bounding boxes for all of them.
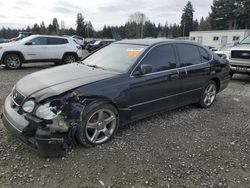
[76,102,119,147]
[4,54,22,69]
[197,81,217,108]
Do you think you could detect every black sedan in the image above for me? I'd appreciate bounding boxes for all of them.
[1,39,230,156]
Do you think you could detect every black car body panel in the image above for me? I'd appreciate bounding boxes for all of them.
[15,63,119,102]
[1,39,230,156]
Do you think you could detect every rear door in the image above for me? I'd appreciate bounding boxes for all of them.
[129,44,182,120]
[47,37,69,59]
[175,43,212,105]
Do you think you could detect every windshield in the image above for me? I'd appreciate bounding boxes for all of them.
[219,43,234,51]
[19,35,36,43]
[82,43,146,73]
[240,36,250,44]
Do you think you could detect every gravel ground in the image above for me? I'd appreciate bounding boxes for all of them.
[0,64,250,188]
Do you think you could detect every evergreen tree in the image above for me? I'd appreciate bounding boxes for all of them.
[210,0,238,30]
[236,0,250,29]
[199,16,212,30]
[180,1,195,36]
[52,18,60,34]
[76,13,87,37]
[32,23,41,34]
[40,22,46,34]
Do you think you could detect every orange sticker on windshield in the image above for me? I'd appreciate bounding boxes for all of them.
[128,51,140,58]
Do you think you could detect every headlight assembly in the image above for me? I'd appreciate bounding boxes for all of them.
[22,100,35,113]
[35,102,62,120]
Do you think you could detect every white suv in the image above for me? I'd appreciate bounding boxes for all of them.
[0,35,83,69]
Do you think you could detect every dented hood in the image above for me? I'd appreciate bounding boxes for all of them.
[15,63,118,101]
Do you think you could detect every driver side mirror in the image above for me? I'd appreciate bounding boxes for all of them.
[133,64,153,76]
[25,41,33,45]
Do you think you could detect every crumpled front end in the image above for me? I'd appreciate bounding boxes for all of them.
[1,89,86,157]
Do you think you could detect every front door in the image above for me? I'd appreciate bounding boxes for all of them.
[23,36,50,60]
[129,44,181,120]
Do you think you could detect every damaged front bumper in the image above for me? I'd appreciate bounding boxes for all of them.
[1,95,68,157]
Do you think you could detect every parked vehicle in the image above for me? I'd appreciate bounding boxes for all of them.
[0,38,9,44]
[1,39,230,156]
[71,35,85,47]
[9,32,32,42]
[86,39,115,53]
[0,35,83,69]
[214,43,234,57]
[84,39,97,50]
[224,36,250,77]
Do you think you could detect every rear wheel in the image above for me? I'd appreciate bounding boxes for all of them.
[77,102,119,147]
[4,54,22,69]
[197,81,217,108]
[63,54,77,64]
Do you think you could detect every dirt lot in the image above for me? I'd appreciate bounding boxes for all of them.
[0,64,249,188]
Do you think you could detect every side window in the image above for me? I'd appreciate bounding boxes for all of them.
[199,47,211,63]
[176,44,201,67]
[141,45,177,73]
[30,37,47,45]
[47,37,68,45]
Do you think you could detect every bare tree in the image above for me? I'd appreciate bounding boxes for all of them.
[129,12,147,38]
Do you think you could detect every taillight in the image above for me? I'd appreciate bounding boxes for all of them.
[76,45,81,49]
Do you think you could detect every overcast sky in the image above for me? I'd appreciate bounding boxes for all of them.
[0,0,213,30]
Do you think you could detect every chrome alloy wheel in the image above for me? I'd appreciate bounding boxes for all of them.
[204,83,216,106]
[65,55,76,64]
[6,56,21,69]
[85,109,117,144]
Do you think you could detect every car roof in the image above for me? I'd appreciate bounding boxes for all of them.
[30,34,69,39]
[115,38,206,48]
[115,38,175,46]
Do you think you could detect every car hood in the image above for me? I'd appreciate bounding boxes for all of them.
[0,41,20,47]
[230,44,250,51]
[15,63,119,101]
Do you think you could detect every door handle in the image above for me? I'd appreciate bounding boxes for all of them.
[170,73,179,80]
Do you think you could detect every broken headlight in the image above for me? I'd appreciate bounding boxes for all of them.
[22,100,35,113]
[35,102,62,120]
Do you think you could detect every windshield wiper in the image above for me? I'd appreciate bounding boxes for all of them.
[86,64,105,70]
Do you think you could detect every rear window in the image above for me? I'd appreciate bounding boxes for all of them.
[176,44,201,67]
[199,47,211,63]
[47,37,68,45]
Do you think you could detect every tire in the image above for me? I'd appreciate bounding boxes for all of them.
[76,102,119,147]
[4,54,22,70]
[197,80,217,108]
[62,54,77,64]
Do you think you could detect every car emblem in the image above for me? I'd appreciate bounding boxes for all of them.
[13,92,18,99]
[242,53,250,57]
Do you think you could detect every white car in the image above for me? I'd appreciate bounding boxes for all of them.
[0,35,83,69]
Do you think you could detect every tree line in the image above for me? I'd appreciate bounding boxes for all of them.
[0,0,249,39]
